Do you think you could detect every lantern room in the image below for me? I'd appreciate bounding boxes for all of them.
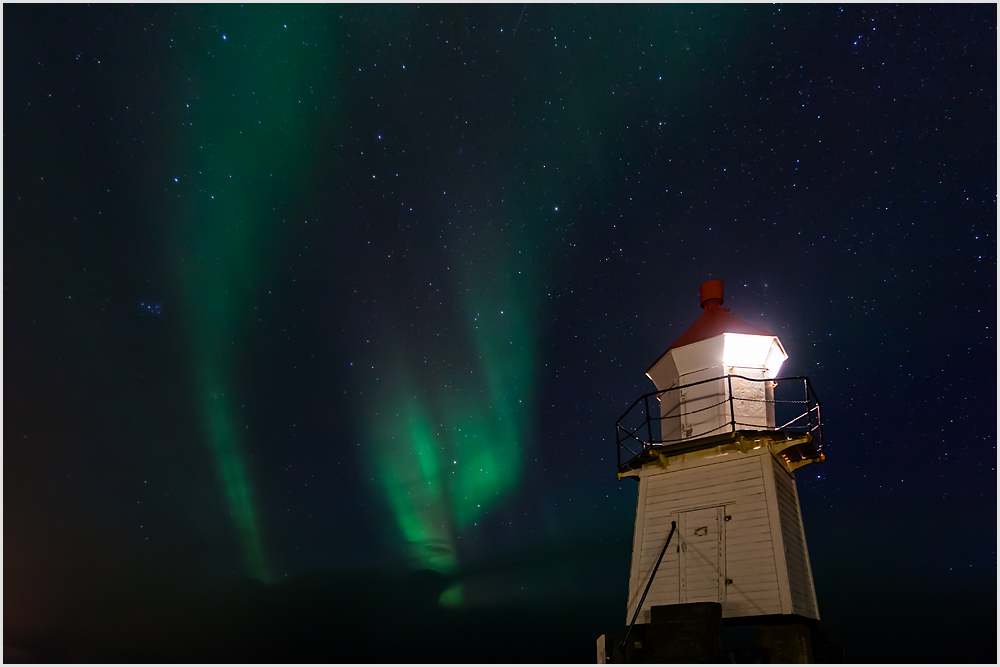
[615,280,823,474]
[645,280,789,442]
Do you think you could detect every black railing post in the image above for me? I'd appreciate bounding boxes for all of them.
[621,520,677,655]
[727,374,736,433]
[616,426,621,471]
[811,381,823,454]
[644,394,653,448]
[804,377,811,431]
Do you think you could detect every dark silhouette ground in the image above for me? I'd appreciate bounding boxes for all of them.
[3,569,619,663]
[4,567,996,663]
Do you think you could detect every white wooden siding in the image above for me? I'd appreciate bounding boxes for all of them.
[626,449,820,623]
[729,370,769,428]
[771,456,820,619]
[627,454,786,623]
[718,455,782,618]
[678,367,729,440]
[658,380,683,443]
[626,473,649,623]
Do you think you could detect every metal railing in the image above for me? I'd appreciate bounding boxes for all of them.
[616,374,823,472]
[621,520,677,653]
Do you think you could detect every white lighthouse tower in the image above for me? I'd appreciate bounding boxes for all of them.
[616,280,824,628]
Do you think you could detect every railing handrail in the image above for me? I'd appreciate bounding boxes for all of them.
[620,520,677,654]
[615,373,824,471]
[616,373,816,423]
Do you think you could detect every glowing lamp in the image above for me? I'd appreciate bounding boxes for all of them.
[723,333,787,378]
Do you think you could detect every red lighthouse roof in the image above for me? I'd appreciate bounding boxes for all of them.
[646,280,771,375]
[668,280,770,350]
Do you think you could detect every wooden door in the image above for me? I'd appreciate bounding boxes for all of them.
[679,506,726,604]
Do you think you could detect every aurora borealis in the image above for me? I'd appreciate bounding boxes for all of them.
[171,5,337,584]
[369,232,544,600]
[5,4,996,663]
[165,9,556,594]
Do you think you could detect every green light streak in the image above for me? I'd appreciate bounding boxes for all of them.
[172,7,336,581]
[450,234,538,529]
[201,365,268,580]
[372,389,462,604]
[368,228,539,603]
[453,278,533,528]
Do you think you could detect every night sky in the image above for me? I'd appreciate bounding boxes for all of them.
[4,3,996,663]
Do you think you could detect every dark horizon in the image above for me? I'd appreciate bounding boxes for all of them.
[4,3,996,663]
[5,563,995,663]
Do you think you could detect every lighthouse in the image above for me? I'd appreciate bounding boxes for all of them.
[600,280,828,663]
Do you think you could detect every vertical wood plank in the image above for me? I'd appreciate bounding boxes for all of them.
[761,453,793,615]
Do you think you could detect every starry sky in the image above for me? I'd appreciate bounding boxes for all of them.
[4,3,995,663]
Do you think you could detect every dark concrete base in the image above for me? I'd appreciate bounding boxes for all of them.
[599,605,844,663]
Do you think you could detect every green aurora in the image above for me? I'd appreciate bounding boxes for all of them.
[173,8,334,583]
[171,7,560,595]
[372,236,540,603]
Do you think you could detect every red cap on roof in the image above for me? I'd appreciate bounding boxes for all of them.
[668,280,769,350]
[700,280,724,308]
